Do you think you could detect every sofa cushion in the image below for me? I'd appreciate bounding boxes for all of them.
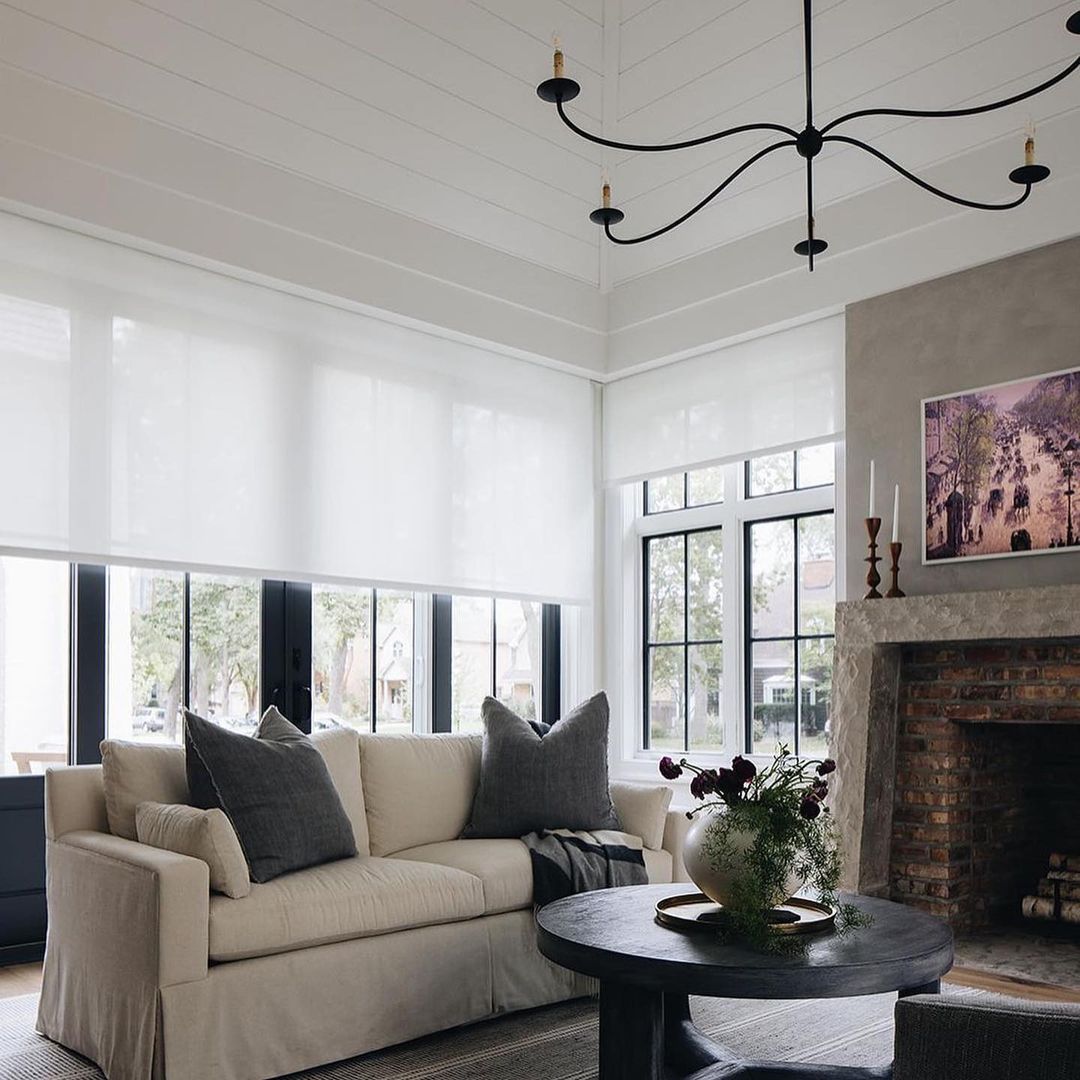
[389,834,674,915]
[610,782,673,851]
[100,741,188,840]
[464,694,620,838]
[185,708,356,883]
[135,801,251,898]
[208,855,485,961]
[360,733,481,856]
[388,839,533,915]
[98,725,368,851]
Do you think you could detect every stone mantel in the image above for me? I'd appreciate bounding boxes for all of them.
[831,584,1080,896]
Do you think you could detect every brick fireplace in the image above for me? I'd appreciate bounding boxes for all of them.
[890,640,1080,930]
[831,585,1080,911]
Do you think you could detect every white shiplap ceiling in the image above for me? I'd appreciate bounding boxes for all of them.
[0,0,1078,374]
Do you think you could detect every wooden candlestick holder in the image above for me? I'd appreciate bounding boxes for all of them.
[864,517,882,599]
[886,541,905,598]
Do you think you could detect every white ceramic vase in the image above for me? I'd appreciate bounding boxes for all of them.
[682,807,804,908]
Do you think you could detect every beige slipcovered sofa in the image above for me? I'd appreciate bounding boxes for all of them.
[37,729,687,1080]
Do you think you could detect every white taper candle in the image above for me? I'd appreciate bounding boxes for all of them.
[892,484,900,543]
[868,459,876,519]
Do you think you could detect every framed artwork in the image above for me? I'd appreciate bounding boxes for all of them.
[923,367,1080,563]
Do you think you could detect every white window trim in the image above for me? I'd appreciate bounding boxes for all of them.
[606,449,842,785]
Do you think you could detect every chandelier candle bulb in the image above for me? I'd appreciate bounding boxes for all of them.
[1025,135,1036,167]
[602,182,611,209]
[552,35,563,78]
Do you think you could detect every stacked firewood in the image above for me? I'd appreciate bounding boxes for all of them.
[1022,853,1080,925]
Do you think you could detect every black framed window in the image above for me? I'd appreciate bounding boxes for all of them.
[745,444,835,498]
[643,464,725,514]
[745,511,835,756]
[446,595,544,732]
[311,585,416,735]
[104,567,263,743]
[643,526,724,753]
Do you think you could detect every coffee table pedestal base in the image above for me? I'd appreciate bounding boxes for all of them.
[599,987,903,1080]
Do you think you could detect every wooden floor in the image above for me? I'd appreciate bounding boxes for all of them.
[2,960,1078,1003]
[0,962,42,1000]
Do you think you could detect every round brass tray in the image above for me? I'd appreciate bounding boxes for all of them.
[655,892,836,936]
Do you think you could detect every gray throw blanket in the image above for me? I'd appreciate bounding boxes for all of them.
[523,828,648,906]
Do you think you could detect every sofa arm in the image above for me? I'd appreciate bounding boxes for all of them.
[662,807,693,882]
[894,994,1080,1080]
[46,830,209,987]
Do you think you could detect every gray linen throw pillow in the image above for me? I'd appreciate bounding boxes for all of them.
[184,707,356,883]
[463,692,620,838]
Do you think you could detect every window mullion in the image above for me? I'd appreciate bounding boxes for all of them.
[370,588,378,731]
[683,531,689,752]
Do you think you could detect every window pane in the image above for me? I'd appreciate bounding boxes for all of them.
[452,596,492,732]
[647,645,684,750]
[495,599,540,721]
[751,640,795,754]
[750,519,794,637]
[797,443,835,488]
[189,573,260,732]
[0,557,69,775]
[688,642,723,752]
[647,535,684,643]
[687,465,724,507]
[312,584,372,733]
[799,514,836,635]
[687,529,722,642]
[646,473,684,513]
[799,638,833,758]
[108,567,184,743]
[749,452,794,496]
[376,591,413,734]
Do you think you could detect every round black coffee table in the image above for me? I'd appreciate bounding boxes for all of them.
[536,883,953,1080]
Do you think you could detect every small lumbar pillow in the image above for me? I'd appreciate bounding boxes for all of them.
[184,707,357,883]
[135,801,251,899]
[463,692,621,838]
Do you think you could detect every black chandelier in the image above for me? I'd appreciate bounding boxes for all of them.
[538,4,1080,270]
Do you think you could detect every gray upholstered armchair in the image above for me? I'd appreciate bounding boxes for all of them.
[894,994,1080,1080]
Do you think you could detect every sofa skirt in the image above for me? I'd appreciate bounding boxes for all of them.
[152,911,592,1080]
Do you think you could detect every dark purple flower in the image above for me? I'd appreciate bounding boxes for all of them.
[658,756,683,780]
[799,795,822,820]
[715,767,743,799]
[816,758,836,776]
[812,779,829,798]
[690,770,717,800]
[731,755,757,783]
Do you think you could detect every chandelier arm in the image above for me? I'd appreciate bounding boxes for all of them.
[824,135,1033,210]
[821,55,1080,135]
[602,140,797,245]
[554,98,798,152]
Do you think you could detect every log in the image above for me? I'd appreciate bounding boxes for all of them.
[1021,895,1080,924]
[1038,878,1080,902]
[1047,869,1080,883]
[1048,853,1080,872]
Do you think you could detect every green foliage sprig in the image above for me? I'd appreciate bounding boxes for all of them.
[660,746,870,953]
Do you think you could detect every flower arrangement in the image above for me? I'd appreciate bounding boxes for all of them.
[659,747,868,950]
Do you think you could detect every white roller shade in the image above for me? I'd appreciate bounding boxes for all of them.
[602,314,845,485]
[0,214,594,604]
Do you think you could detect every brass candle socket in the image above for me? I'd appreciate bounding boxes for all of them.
[886,541,905,598]
[864,517,882,599]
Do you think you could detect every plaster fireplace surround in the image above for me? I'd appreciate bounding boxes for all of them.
[832,584,1080,919]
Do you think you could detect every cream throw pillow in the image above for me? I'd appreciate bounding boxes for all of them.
[135,801,251,898]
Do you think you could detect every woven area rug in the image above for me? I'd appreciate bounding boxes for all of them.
[0,987,981,1079]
